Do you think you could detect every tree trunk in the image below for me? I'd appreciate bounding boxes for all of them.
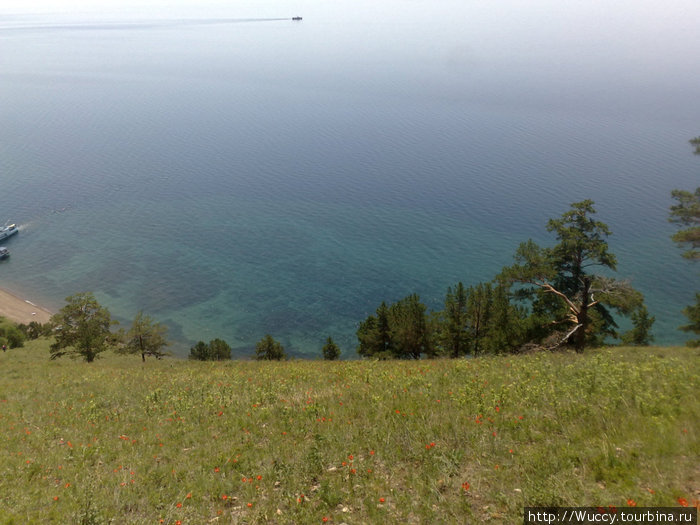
[574,280,591,353]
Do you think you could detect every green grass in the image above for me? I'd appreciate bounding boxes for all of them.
[0,342,698,524]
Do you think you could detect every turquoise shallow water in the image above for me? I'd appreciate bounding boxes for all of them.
[1,0,699,356]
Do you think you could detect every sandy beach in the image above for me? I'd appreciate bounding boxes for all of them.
[0,287,53,325]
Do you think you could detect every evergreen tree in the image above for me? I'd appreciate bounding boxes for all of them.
[209,338,232,360]
[621,305,655,346]
[255,334,286,361]
[679,293,700,347]
[188,339,231,361]
[322,336,341,360]
[501,201,644,352]
[189,341,210,361]
[465,282,493,356]
[387,294,432,359]
[668,138,699,346]
[437,282,470,358]
[356,302,392,358]
[486,281,527,353]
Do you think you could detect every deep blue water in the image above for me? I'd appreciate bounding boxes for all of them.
[1,0,699,356]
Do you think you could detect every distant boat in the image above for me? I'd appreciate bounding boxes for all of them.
[0,247,9,260]
[0,224,18,242]
[292,16,302,21]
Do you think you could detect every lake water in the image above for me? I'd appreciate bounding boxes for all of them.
[1,0,699,356]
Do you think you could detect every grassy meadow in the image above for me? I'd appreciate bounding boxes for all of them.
[0,340,698,524]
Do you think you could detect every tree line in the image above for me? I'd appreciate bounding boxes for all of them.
[8,156,699,361]
[357,199,653,359]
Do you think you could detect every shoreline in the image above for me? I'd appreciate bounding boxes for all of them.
[0,286,53,325]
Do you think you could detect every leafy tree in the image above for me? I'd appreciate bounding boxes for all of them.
[49,293,116,362]
[621,305,655,346]
[188,338,231,361]
[501,200,644,352]
[255,334,286,361]
[322,336,341,360]
[121,311,170,361]
[0,319,25,348]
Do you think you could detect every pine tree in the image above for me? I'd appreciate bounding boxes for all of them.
[501,201,644,352]
[255,335,286,361]
[322,336,341,360]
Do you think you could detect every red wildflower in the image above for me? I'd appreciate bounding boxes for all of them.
[379,497,385,503]
[677,497,688,507]
[462,482,470,491]
[176,502,182,508]
[627,499,636,507]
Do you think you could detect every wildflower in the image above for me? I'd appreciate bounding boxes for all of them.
[322,517,329,523]
[176,502,182,508]
[222,494,228,500]
[214,467,220,472]
[627,499,636,506]
[53,496,58,501]
[677,497,688,507]
[462,482,470,491]
[247,502,253,508]
[379,497,385,503]
[186,493,192,499]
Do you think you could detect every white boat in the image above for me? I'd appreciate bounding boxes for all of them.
[0,224,18,241]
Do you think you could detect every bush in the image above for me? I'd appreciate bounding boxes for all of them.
[0,321,25,348]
